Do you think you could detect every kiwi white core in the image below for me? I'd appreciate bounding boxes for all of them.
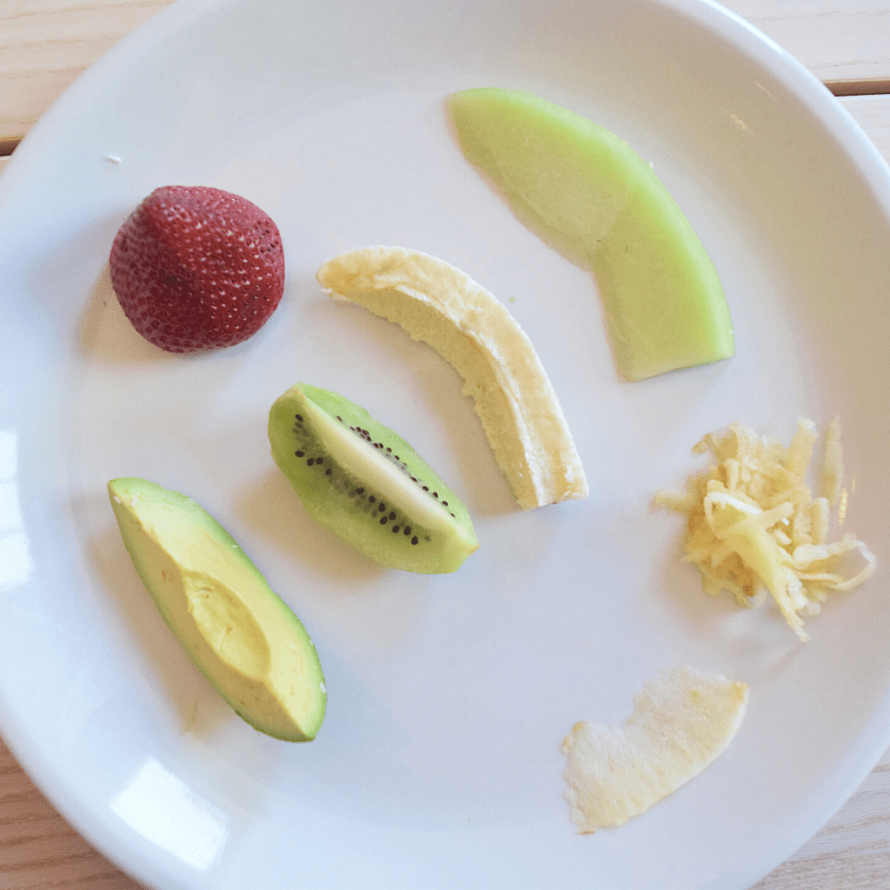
[302,394,459,537]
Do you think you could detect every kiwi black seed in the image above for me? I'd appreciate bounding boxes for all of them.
[287,413,439,545]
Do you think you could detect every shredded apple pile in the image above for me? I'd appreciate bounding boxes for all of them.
[655,418,876,641]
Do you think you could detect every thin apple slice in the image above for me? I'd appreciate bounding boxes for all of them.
[563,666,748,831]
[317,246,588,510]
[448,87,734,381]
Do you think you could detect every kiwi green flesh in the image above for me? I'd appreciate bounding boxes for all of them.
[268,384,478,574]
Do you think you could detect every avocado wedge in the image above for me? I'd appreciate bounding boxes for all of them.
[108,477,326,741]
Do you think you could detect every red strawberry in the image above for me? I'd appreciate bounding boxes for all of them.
[109,185,285,353]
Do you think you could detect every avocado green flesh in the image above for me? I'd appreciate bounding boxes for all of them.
[448,87,734,381]
[108,478,326,742]
[268,383,478,574]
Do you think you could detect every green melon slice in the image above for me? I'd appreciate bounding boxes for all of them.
[448,87,734,381]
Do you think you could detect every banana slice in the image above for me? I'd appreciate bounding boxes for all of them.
[317,246,588,510]
[563,666,749,832]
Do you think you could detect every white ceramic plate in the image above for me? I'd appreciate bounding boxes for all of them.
[1,0,889,887]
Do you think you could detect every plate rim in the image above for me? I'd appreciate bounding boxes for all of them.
[2,1,890,888]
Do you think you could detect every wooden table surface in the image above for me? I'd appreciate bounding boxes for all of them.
[1,1,889,888]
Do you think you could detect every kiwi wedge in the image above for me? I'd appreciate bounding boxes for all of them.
[269,383,478,574]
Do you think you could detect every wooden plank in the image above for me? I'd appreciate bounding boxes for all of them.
[0,0,175,150]
[753,747,890,889]
[0,737,141,889]
[724,0,890,90]
[840,93,890,160]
